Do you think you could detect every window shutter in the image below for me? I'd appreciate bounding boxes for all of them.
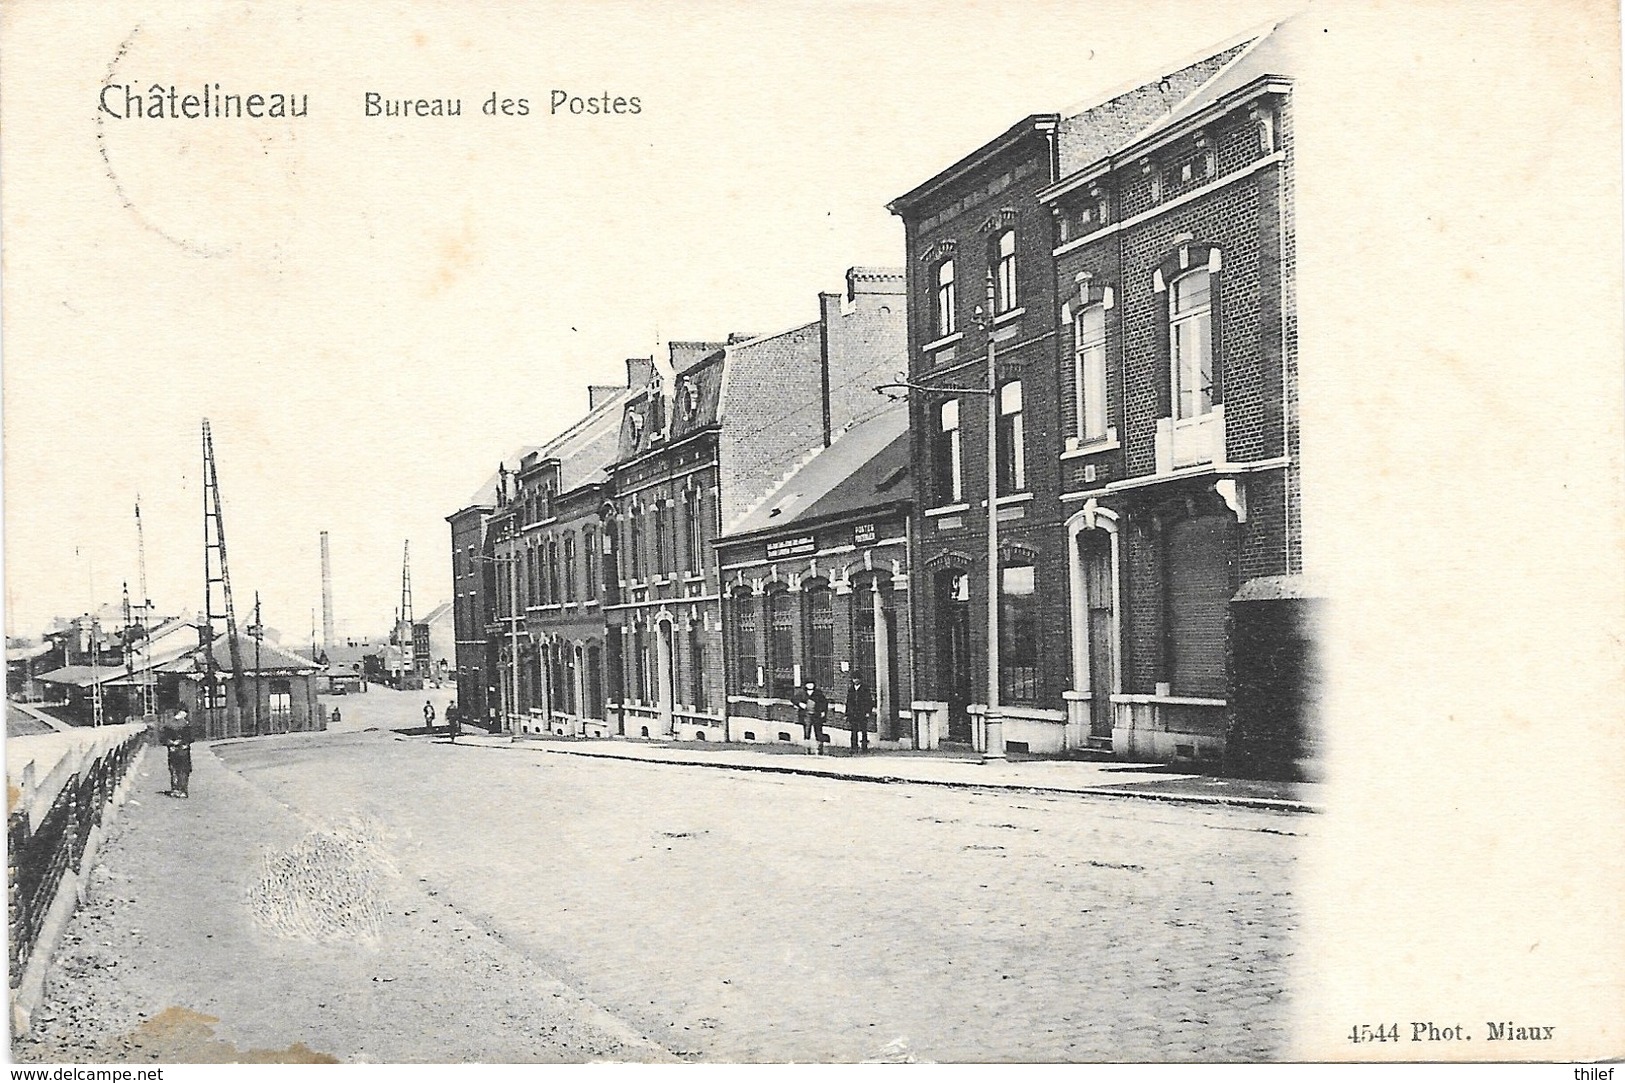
[1168,516,1230,697]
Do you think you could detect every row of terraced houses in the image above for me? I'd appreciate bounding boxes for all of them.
[446,20,1320,779]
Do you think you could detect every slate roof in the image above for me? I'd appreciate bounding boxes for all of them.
[722,404,911,539]
[1122,17,1301,152]
[1056,36,1257,177]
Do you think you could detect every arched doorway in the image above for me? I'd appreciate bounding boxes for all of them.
[1068,504,1121,748]
[934,568,973,743]
[655,616,675,736]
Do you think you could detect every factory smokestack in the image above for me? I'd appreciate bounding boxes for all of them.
[320,531,335,649]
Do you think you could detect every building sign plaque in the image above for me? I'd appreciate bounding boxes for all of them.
[766,535,816,560]
[852,523,877,546]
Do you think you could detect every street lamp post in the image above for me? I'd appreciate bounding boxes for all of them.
[980,270,1005,761]
[874,267,1005,762]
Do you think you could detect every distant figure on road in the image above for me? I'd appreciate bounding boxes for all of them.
[845,674,873,753]
[793,681,828,755]
[423,700,436,731]
[163,710,194,798]
[330,706,342,725]
[446,702,461,743]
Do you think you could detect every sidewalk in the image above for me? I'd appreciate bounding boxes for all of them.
[449,732,1322,813]
[11,741,668,1064]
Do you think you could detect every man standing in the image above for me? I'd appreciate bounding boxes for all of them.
[423,699,436,732]
[794,680,828,755]
[447,702,461,743]
[164,709,194,798]
[845,674,873,753]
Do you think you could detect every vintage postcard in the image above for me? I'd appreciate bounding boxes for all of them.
[3,0,1621,1072]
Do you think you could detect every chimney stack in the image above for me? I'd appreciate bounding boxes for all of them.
[320,531,335,650]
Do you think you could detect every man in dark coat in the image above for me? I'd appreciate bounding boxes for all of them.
[447,702,461,743]
[164,710,194,798]
[845,675,873,752]
[793,680,828,754]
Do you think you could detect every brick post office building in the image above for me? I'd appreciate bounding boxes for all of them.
[890,24,1315,772]
[715,402,913,748]
[605,269,906,742]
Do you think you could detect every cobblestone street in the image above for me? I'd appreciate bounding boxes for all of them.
[17,698,1304,1063]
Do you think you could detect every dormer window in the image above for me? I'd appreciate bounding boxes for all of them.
[628,411,645,448]
[677,377,699,420]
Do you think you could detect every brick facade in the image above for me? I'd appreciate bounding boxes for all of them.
[891,25,1310,770]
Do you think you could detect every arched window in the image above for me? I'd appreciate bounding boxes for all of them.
[1074,303,1108,441]
[935,258,956,338]
[769,590,797,697]
[804,587,835,691]
[1170,268,1214,420]
[995,229,1017,313]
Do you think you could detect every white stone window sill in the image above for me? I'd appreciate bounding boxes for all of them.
[993,492,1034,507]
[924,503,971,517]
[994,306,1026,324]
[1061,429,1121,459]
[922,331,963,352]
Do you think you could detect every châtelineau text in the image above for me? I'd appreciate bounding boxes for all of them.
[99,85,642,119]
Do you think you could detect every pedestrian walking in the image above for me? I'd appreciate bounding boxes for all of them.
[163,710,194,798]
[845,674,873,752]
[423,699,436,731]
[793,680,828,754]
[447,702,461,743]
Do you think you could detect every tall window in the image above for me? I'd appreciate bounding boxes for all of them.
[652,504,666,576]
[734,591,759,692]
[1000,563,1040,702]
[769,591,796,697]
[1074,303,1108,441]
[935,258,956,338]
[805,588,834,691]
[688,623,705,708]
[1171,268,1214,420]
[663,503,677,572]
[628,513,642,580]
[685,488,704,573]
[934,398,963,505]
[563,534,576,601]
[997,381,1026,494]
[631,625,646,701]
[547,540,560,603]
[995,229,1017,313]
[1168,516,1230,697]
[584,527,599,600]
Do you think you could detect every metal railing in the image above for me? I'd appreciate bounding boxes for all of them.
[7,725,145,987]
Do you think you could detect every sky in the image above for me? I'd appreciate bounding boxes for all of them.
[1,0,1293,640]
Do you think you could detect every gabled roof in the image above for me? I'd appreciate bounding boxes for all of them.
[1120,16,1299,151]
[722,404,911,539]
[1055,35,1258,178]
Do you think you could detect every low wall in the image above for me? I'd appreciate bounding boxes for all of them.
[7,722,147,1034]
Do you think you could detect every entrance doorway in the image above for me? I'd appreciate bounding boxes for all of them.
[655,619,675,735]
[935,570,973,743]
[1080,531,1117,742]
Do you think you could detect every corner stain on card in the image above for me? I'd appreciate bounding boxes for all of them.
[128,1006,337,1062]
